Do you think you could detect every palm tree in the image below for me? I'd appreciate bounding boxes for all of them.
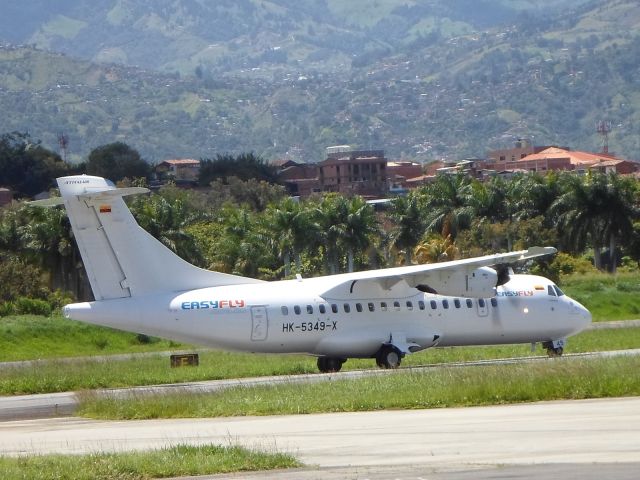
[130,193,205,267]
[550,172,637,271]
[389,193,424,265]
[316,194,348,274]
[422,174,474,240]
[19,204,77,294]
[600,173,638,273]
[265,197,319,277]
[414,234,459,263]
[340,196,378,272]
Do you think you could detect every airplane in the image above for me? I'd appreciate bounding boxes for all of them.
[32,175,592,373]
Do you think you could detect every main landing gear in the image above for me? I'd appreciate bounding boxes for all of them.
[375,345,403,369]
[542,339,565,357]
[317,356,345,373]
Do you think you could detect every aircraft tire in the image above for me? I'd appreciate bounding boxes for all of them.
[376,345,402,369]
[317,356,343,373]
[547,347,564,357]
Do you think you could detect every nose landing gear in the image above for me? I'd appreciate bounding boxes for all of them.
[542,339,566,357]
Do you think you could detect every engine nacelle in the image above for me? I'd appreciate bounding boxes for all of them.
[415,266,497,298]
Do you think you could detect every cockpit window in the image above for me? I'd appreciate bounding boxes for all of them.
[553,285,565,297]
[547,285,556,297]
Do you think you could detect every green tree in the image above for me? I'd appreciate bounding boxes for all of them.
[209,205,275,278]
[199,153,278,186]
[129,192,204,267]
[86,142,150,182]
[422,174,474,240]
[265,197,319,277]
[340,196,378,272]
[0,132,70,197]
[550,173,637,271]
[209,176,286,212]
[389,194,425,265]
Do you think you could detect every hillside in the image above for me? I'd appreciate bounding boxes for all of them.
[0,0,639,163]
[1,0,590,77]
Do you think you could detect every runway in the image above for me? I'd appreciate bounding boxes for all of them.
[0,397,638,479]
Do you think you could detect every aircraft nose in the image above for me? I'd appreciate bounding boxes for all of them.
[567,297,592,331]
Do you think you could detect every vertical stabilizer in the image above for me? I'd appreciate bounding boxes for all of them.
[52,175,263,300]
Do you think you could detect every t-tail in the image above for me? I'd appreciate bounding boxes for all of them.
[32,175,262,301]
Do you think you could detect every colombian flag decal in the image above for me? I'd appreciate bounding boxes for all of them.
[99,205,112,213]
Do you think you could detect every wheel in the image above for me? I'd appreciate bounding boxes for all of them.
[376,345,402,369]
[542,341,564,358]
[317,356,344,373]
[547,347,564,357]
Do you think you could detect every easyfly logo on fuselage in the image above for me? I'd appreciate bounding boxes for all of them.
[181,300,246,310]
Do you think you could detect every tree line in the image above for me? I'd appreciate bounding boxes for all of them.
[2,153,639,311]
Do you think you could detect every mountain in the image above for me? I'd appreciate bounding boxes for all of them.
[1,0,591,77]
[0,0,638,163]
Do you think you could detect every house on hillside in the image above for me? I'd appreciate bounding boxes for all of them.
[155,159,201,182]
[485,147,638,175]
[487,138,567,163]
[318,146,388,198]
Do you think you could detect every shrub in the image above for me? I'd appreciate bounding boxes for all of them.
[14,297,53,317]
[531,252,597,283]
[47,290,75,311]
[0,301,15,317]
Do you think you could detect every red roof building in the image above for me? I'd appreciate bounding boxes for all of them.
[156,159,201,181]
[485,147,638,175]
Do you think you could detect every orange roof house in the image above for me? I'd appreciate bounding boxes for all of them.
[486,147,638,175]
[156,159,201,181]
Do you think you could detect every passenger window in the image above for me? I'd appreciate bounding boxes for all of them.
[430,300,437,310]
[418,300,425,310]
[281,306,289,315]
[478,298,486,308]
[406,301,413,310]
[294,305,301,315]
[393,301,401,310]
[548,285,556,296]
[331,304,338,313]
[466,299,473,308]
[306,305,313,314]
[380,302,387,311]
[368,302,375,312]
[319,304,326,314]
[454,299,461,308]
[442,299,449,309]
[490,298,498,307]
[356,303,363,313]
[343,303,351,313]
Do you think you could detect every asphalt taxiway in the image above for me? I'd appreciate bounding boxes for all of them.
[0,397,638,479]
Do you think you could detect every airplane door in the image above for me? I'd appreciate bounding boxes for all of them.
[476,298,489,317]
[250,306,268,341]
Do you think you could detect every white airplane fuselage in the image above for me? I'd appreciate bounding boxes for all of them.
[65,273,591,358]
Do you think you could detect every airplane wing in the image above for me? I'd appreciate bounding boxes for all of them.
[320,246,556,299]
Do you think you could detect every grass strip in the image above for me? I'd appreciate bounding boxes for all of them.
[3,327,640,395]
[0,444,301,480]
[77,356,640,420]
[0,315,181,362]
[562,271,640,321]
